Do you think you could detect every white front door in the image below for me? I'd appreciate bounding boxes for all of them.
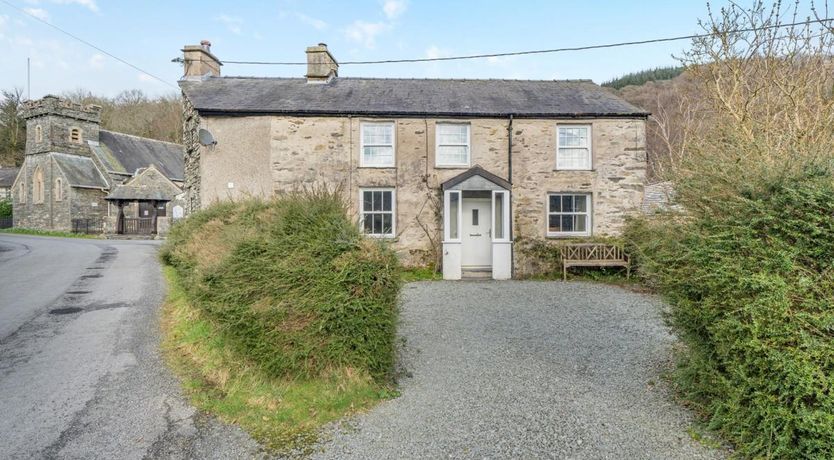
[462,198,492,268]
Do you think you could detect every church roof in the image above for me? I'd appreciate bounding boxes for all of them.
[52,153,109,189]
[97,131,184,181]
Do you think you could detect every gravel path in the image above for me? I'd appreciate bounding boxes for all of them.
[311,281,725,459]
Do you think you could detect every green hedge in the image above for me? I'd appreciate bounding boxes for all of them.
[0,199,11,218]
[161,190,401,382]
[626,170,834,458]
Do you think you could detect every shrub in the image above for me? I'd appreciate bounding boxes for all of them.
[0,199,11,218]
[625,169,834,458]
[161,190,401,382]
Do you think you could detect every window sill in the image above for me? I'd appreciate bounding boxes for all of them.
[358,165,396,169]
[364,234,397,240]
[546,233,592,239]
[553,168,595,172]
[435,164,471,169]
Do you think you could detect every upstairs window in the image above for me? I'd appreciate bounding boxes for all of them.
[70,128,82,144]
[360,188,395,237]
[360,122,395,167]
[556,125,591,170]
[35,125,43,143]
[436,123,470,167]
[547,193,591,237]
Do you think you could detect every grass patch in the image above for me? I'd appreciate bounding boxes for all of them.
[161,266,394,452]
[0,227,100,239]
[401,266,442,282]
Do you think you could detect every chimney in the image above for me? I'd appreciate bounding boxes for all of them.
[306,43,338,83]
[181,40,222,80]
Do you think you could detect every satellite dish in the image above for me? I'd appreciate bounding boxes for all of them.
[198,128,217,146]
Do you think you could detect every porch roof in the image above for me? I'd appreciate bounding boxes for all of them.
[105,185,174,201]
[441,165,512,191]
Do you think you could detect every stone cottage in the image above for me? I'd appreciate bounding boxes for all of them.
[12,95,185,235]
[178,42,648,279]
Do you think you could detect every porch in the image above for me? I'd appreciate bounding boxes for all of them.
[441,166,512,280]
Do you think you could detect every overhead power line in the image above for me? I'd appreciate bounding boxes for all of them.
[0,0,176,89]
[213,17,834,66]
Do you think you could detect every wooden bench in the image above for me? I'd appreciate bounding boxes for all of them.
[559,243,630,280]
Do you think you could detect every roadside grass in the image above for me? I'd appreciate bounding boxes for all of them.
[0,227,100,239]
[160,266,395,453]
[401,266,442,282]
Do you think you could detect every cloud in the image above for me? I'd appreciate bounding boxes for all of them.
[52,0,98,13]
[425,45,452,59]
[137,73,158,83]
[0,15,7,38]
[23,8,49,21]
[215,14,243,35]
[381,0,407,19]
[88,53,104,69]
[345,20,390,48]
[296,13,327,31]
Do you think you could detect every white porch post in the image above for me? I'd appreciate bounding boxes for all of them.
[442,190,462,280]
[491,190,512,280]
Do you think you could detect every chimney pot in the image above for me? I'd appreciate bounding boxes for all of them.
[200,40,211,51]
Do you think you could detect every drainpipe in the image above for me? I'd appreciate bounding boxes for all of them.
[507,114,514,278]
[507,114,513,184]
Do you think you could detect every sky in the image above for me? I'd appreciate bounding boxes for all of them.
[0,0,764,99]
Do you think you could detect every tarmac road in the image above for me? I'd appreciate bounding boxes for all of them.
[0,234,263,460]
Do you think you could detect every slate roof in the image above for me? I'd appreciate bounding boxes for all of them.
[180,77,649,118]
[98,130,184,181]
[441,165,511,191]
[106,185,176,201]
[0,167,20,187]
[52,153,109,188]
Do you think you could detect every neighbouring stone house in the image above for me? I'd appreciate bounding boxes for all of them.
[0,167,20,201]
[178,41,648,279]
[11,95,185,235]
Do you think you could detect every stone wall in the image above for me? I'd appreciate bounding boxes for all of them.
[193,114,646,274]
[181,95,202,213]
[13,153,72,231]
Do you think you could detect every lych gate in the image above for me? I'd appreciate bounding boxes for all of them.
[441,166,512,280]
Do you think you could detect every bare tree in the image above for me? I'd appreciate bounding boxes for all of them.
[678,0,834,188]
[0,88,26,167]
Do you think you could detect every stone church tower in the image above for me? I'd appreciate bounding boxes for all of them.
[22,95,102,157]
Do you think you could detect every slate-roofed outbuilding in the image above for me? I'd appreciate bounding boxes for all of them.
[180,77,650,118]
[99,130,184,181]
[0,167,19,188]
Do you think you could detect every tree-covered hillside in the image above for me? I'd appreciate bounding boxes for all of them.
[602,66,684,89]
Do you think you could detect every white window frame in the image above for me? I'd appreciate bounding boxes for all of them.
[443,190,463,242]
[491,190,510,242]
[359,187,396,238]
[555,124,592,170]
[547,192,592,237]
[435,122,471,167]
[359,122,395,168]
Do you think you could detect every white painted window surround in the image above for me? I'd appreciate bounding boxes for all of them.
[556,124,592,170]
[547,193,592,237]
[436,123,470,167]
[360,122,395,167]
[360,188,396,237]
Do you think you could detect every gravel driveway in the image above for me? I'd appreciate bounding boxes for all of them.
[311,281,724,459]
